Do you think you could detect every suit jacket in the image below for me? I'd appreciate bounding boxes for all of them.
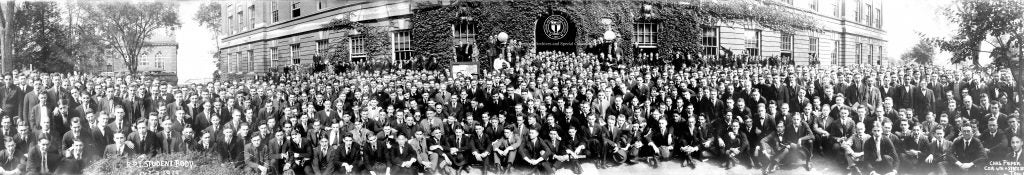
[927,137,953,163]
[217,136,243,162]
[103,143,135,158]
[864,136,900,172]
[311,146,339,174]
[127,131,160,156]
[519,139,546,160]
[951,137,987,164]
[22,147,59,174]
[156,131,182,153]
[0,149,19,171]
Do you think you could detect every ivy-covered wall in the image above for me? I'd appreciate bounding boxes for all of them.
[404,0,819,64]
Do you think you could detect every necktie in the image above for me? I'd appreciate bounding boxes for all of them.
[876,138,882,161]
[41,152,47,172]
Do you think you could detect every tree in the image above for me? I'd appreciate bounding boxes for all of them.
[932,0,1023,89]
[77,2,180,74]
[194,2,222,73]
[9,1,76,73]
[901,39,936,65]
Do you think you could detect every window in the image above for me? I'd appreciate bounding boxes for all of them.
[237,11,243,31]
[239,51,247,71]
[227,15,233,34]
[269,47,276,68]
[868,44,874,65]
[315,39,328,64]
[856,0,862,22]
[290,44,300,64]
[832,40,840,65]
[248,50,254,71]
[855,43,863,64]
[350,36,367,61]
[318,0,323,10]
[744,29,761,56]
[292,2,301,18]
[316,40,328,55]
[876,8,882,28]
[633,22,657,48]
[701,27,718,56]
[866,4,873,26]
[249,5,255,28]
[272,2,279,23]
[809,37,819,59]
[833,0,841,17]
[810,0,818,11]
[878,46,884,64]
[781,33,794,58]
[454,21,477,62]
[454,22,477,47]
[394,30,414,60]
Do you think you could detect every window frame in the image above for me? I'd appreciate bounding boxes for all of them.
[744,29,761,56]
[633,22,658,48]
[290,43,300,65]
[701,27,719,56]
[350,36,368,61]
[291,2,301,18]
[393,30,414,60]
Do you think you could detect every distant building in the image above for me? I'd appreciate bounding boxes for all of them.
[217,1,412,74]
[103,29,179,73]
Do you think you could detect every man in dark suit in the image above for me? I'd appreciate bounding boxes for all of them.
[244,135,270,174]
[864,122,899,174]
[521,129,553,174]
[1006,136,1024,163]
[469,124,491,170]
[26,94,50,131]
[311,137,338,174]
[14,123,34,156]
[338,135,362,174]
[103,133,134,158]
[22,138,59,175]
[218,128,243,163]
[392,134,418,175]
[287,131,312,175]
[924,126,953,175]
[363,135,389,174]
[265,130,289,174]
[156,119,182,153]
[951,125,987,173]
[0,139,20,172]
[127,121,159,156]
[60,118,90,151]
[56,140,88,174]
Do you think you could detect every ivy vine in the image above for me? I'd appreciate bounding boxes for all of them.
[401,0,822,65]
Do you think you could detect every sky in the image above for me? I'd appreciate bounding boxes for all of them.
[175,1,217,84]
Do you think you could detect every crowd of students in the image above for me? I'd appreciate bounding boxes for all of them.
[0,51,1017,175]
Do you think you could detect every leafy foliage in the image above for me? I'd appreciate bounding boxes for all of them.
[321,16,392,62]
[931,0,1024,66]
[8,2,76,73]
[930,0,1023,88]
[901,39,936,65]
[194,3,222,35]
[407,0,818,67]
[77,2,181,74]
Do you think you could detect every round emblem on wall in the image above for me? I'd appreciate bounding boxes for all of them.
[544,14,568,40]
